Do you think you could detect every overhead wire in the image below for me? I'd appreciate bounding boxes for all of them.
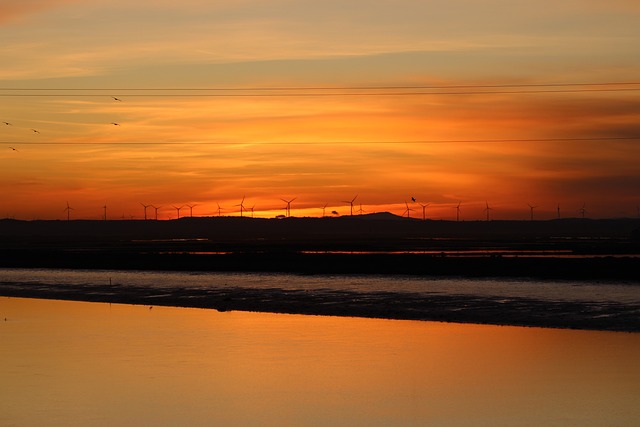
[2,81,638,146]
[1,137,639,146]
[1,81,640,96]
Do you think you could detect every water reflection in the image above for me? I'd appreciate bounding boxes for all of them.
[1,297,639,427]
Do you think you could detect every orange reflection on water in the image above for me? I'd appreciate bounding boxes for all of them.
[1,297,639,427]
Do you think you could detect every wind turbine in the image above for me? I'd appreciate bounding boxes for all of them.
[103,204,107,221]
[151,205,161,220]
[342,195,358,216]
[454,202,461,221]
[186,204,198,217]
[528,204,537,221]
[484,202,493,221]
[579,203,587,219]
[280,197,296,218]
[235,196,246,217]
[557,203,561,219]
[172,205,184,219]
[64,202,74,221]
[322,203,328,218]
[216,203,223,217]
[403,201,415,218]
[249,204,255,218]
[140,203,150,220]
[419,203,430,221]
[357,204,366,215]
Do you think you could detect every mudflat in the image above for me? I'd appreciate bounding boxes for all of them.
[1,215,639,331]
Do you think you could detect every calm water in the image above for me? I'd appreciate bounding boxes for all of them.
[1,267,639,304]
[1,297,639,427]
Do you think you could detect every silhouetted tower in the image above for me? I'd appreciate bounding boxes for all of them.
[186,204,198,217]
[484,202,493,221]
[151,205,161,220]
[342,195,358,216]
[454,202,461,221]
[579,203,587,219]
[140,203,151,220]
[280,198,296,218]
[557,203,561,219]
[172,205,184,219]
[103,205,107,221]
[528,204,537,221]
[235,196,246,217]
[403,201,414,218]
[322,203,328,218]
[419,203,430,221]
[64,202,74,221]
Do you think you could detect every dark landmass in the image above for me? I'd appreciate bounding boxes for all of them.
[1,214,639,279]
[2,281,639,332]
[1,214,639,332]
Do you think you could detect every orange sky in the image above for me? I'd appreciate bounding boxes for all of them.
[1,0,639,220]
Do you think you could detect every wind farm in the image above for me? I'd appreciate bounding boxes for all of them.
[2,4,640,427]
[2,194,639,222]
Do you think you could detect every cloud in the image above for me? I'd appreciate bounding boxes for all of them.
[0,0,79,25]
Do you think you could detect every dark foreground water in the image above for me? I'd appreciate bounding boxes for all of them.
[1,268,639,331]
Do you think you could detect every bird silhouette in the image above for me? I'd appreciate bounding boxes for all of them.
[411,196,416,202]
[112,96,122,101]
[2,121,11,126]
[110,122,120,126]
[31,129,40,133]
[9,146,18,152]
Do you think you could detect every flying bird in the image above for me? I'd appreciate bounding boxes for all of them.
[110,122,120,126]
[9,146,18,152]
[2,121,11,126]
[31,129,40,133]
[411,196,416,202]
[112,96,122,101]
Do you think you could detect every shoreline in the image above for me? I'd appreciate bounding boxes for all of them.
[2,278,639,333]
[2,216,638,331]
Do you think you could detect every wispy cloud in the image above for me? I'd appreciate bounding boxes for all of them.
[0,0,79,25]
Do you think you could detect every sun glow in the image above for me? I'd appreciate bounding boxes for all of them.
[1,1,640,220]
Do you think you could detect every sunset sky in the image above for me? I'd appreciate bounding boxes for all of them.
[1,0,639,220]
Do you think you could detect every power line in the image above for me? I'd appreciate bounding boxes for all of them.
[1,82,640,97]
[2,89,640,97]
[3,137,639,146]
[1,82,640,91]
